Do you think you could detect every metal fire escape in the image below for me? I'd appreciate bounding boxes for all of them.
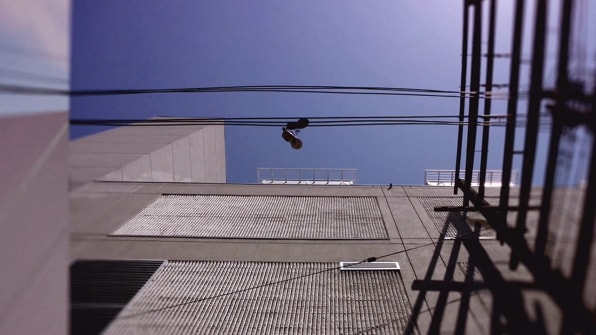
[417,0,595,333]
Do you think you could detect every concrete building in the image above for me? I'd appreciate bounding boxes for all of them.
[2,113,592,334]
[68,124,594,334]
[69,123,226,189]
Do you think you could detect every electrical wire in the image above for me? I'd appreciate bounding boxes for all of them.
[69,115,551,128]
[71,114,510,124]
[117,242,435,320]
[0,83,527,100]
[70,121,541,128]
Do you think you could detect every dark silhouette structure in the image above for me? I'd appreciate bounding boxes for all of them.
[408,0,596,333]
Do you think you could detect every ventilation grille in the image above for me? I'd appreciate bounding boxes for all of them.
[70,260,164,335]
[113,195,388,239]
[418,197,496,239]
[340,261,400,271]
[103,261,412,335]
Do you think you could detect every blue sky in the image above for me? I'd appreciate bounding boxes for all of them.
[0,0,69,116]
[69,1,596,185]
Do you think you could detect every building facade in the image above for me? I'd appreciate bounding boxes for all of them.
[70,123,226,189]
[65,122,596,334]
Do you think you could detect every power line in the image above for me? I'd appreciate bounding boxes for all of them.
[69,115,549,128]
[70,121,534,128]
[76,114,490,121]
[117,242,435,320]
[74,114,509,123]
[0,83,525,100]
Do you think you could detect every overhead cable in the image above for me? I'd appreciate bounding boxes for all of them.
[0,83,527,100]
[69,115,550,128]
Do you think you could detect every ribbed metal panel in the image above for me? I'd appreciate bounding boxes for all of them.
[70,260,164,335]
[104,261,412,335]
[113,195,387,239]
[418,197,496,239]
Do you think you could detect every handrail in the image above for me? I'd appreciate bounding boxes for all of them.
[257,168,357,185]
[425,169,518,186]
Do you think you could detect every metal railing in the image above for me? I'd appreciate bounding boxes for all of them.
[257,168,357,185]
[424,169,519,187]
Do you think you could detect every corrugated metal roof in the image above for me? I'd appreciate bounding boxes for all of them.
[104,261,412,334]
[113,195,388,239]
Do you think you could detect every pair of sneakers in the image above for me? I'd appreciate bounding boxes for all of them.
[282,128,303,149]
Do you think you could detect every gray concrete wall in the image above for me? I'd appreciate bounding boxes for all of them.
[68,182,505,334]
[70,123,226,188]
[70,182,587,334]
[0,111,69,335]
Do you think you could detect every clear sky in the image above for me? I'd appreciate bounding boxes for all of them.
[69,1,596,185]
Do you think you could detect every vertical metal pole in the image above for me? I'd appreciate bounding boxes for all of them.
[455,0,470,195]
[535,0,573,258]
[511,0,548,270]
[478,0,498,200]
[499,0,525,229]
[463,0,483,206]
